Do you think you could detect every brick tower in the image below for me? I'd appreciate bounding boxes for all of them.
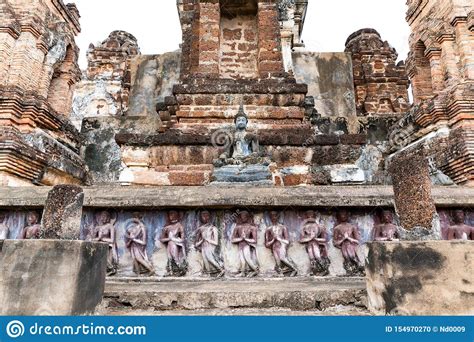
[390,0,474,185]
[163,0,309,128]
[0,0,86,186]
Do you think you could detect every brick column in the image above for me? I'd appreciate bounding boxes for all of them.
[178,0,195,80]
[426,48,444,94]
[408,42,436,104]
[195,0,220,78]
[7,32,45,92]
[0,31,18,87]
[47,73,74,115]
[257,1,285,79]
[38,60,56,98]
[438,33,462,87]
[452,17,474,80]
[389,149,439,239]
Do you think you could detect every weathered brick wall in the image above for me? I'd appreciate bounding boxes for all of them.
[71,31,140,128]
[4,32,44,92]
[114,128,369,186]
[220,15,258,79]
[257,1,285,79]
[0,0,86,186]
[345,29,410,116]
[162,0,308,128]
[178,0,286,80]
[194,1,221,77]
[388,0,474,186]
[409,41,434,103]
[0,0,81,113]
[406,0,473,103]
[86,31,139,82]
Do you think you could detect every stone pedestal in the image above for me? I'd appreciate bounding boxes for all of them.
[212,165,272,184]
[0,240,107,315]
[100,277,367,314]
[365,241,474,315]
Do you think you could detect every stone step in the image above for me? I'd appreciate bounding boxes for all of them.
[99,307,371,316]
[98,277,368,315]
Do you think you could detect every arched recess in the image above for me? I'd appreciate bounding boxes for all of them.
[47,44,75,115]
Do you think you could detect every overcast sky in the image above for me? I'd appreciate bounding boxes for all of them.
[69,0,410,70]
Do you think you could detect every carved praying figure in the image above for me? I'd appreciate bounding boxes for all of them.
[88,210,119,276]
[231,210,259,277]
[264,211,298,277]
[373,210,400,242]
[194,210,225,278]
[0,211,9,240]
[160,210,188,277]
[20,211,41,239]
[125,212,155,276]
[299,210,330,276]
[333,209,365,276]
[447,209,473,241]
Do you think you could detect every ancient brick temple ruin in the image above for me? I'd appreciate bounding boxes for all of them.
[0,0,473,315]
[0,0,85,186]
[396,0,474,186]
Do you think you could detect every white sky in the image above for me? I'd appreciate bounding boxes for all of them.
[68,0,410,70]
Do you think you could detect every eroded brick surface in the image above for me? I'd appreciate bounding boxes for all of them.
[388,0,474,186]
[345,29,410,116]
[0,0,86,186]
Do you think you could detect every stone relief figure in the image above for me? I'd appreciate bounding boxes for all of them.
[231,210,259,277]
[333,209,365,276]
[372,210,400,241]
[447,209,473,241]
[160,210,188,277]
[125,212,155,276]
[87,210,119,276]
[214,105,270,167]
[20,211,41,239]
[264,211,298,277]
[0,211,9,240]
[194,210,225,278]
[299,210,330,276]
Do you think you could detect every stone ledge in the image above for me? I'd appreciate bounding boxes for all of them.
[173,78,308,95]
[115,129,367,147]
[100,277,367,312]
[0,186,473,208]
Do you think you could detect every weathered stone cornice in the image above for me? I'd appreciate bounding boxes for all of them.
[450,15,467,26]
[0,128,47,182]
[0,185,472,208]
[174,79,307,94]
[0,25,21,39]
[0,87,80,142]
